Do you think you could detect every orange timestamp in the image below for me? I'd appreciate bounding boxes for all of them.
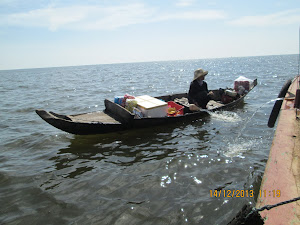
[259,190,281,198]
[210,189,254,198]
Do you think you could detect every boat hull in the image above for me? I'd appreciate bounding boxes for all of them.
[36,110,127,135]
[256,76,300,224]
[36,81,256,135]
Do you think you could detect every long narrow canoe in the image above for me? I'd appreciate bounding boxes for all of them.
[36,79,257,135]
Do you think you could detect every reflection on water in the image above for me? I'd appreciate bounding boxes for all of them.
[47,119,209,180]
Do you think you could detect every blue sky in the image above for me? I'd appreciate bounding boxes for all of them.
[0,0,299,70]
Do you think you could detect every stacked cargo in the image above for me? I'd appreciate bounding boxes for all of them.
[114,94,185,118]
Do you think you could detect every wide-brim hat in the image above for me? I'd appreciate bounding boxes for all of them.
[193,68,208,81]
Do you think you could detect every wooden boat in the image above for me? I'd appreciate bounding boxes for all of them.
[36,79,257,135]
[256,75,300,224]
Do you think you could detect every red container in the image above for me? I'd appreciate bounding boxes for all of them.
[167,101,184,116]
[234,80,250,92]
[221,94,233,104]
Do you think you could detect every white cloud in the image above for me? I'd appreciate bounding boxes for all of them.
[79,4,155,30]
[159,10,226,21]
[0,3,226,31]
[229,9,300,27]
[175,0,195,7]
[0,5,88,31]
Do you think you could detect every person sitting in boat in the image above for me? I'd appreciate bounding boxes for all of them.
[188,68,214,109]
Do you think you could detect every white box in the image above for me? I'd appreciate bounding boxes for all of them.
[135,95,168,117]
[136,95,154,101]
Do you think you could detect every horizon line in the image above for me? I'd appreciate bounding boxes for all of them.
[0,53,297,72]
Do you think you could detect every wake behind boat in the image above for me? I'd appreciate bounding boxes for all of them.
[36,78,257,135]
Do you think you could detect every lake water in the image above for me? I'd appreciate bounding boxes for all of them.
[0,54,298,224]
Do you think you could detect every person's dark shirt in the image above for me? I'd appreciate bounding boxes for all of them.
[188,80,210,108]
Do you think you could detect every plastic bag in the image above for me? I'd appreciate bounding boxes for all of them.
[125,99,137,112]
[122,93,135,107]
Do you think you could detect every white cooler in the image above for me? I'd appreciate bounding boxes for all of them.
[135,95,168,118]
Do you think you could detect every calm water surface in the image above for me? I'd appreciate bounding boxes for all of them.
[0,55,298,224]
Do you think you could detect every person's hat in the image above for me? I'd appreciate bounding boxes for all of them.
[193,68,208,81]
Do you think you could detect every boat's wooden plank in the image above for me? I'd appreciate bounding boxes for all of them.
[157,93,188,102]
[104,99,134,126]
[256,76,300,224]
[69,111,121,124]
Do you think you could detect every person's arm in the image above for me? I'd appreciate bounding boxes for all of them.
[204,82,214,99]
[204,82,209,93]
[188,81,198,104]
